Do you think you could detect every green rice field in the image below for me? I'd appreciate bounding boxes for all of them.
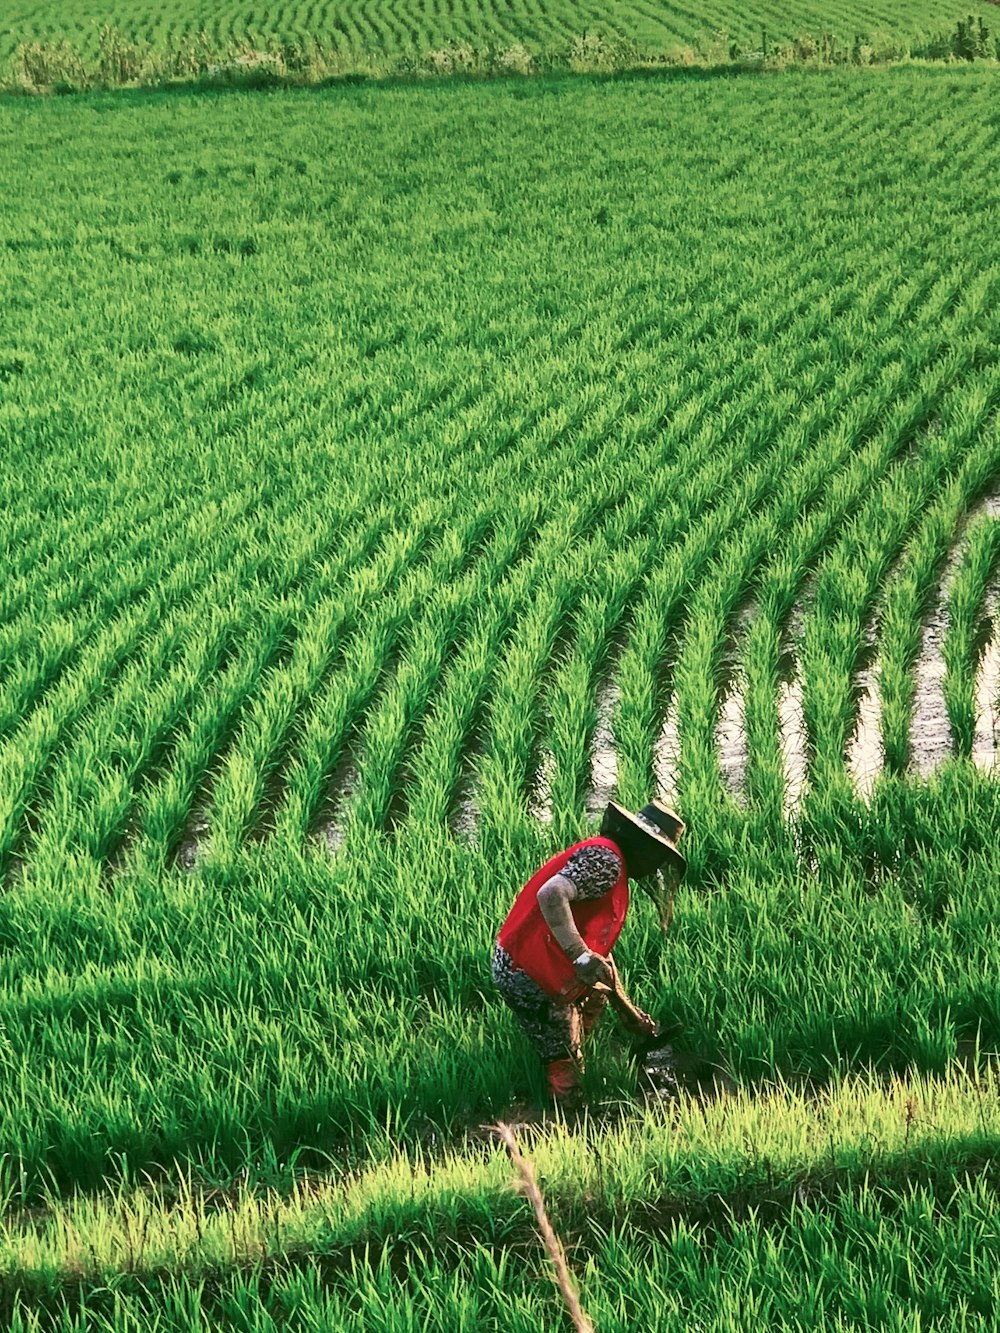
[2,60,1000,1330]
[1,0,997,76]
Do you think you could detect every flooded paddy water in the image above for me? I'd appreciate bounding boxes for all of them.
[653,693,681,806]
[971,493,1000,773]
[174,804,210,871]
[908,491,1000,776]
[716,676,748,804]
[586,677,620,820]
[778,666,808,816]
[973,623,1000,772]
[847,649,884,800]
[314,757,359,854]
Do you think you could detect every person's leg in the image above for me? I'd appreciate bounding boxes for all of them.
[492,947,579,1102]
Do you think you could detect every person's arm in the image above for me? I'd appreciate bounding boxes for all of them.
[536,874,613,987]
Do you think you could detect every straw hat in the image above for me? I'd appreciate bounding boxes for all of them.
[603,799,686,877]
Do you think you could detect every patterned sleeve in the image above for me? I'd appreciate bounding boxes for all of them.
[560,845,623,901]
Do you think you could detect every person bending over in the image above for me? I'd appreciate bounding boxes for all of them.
[492,800,686,1104]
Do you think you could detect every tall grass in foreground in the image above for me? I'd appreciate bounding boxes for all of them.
[3,1068,1000,1328]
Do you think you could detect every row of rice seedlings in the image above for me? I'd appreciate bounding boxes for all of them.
[0,391,385,731]
[0,403,327,639]
[7,457,384,877]
[200,504,467,862]
[274,289,752,842]
[401,434,711,838]
[729,258,972,826]
[131,383,560,868]
[942,515,1000,760]
[0,553,237,880]
[878,387,1000,777]
[230,367,648,848]
[0,343,437,710]
[0,441,342,683]
[124,374,553,868]
[654,297,948,851]
[0,479,187,662]
[739,431,907,831]
[0,478,266,742]
[739,327,1000,827]
[0,299,536,752]
[798,305,1000,822]
[532,406,784,829]
[137,500,422,870]
[531,265,869,835]
[545,388,796,829]
[670,393,872,844]
[470,316,816,845]
[327,508,537,836]
[394,404,674,843]
[344,466,624,842]
[610,241,951,816]
[401,264,853,842]
[24,505,400,879]
[267,386,645,850]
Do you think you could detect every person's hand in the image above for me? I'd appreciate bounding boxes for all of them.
[573,951,613,988]
[626,1012,660,1040]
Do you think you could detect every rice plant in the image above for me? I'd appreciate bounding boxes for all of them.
[1,64,1000,1328]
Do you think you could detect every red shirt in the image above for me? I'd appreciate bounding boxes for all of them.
[497,836,629,1001]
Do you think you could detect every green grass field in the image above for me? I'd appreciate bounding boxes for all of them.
[3,59,1000,1330]
[1,0,998,77]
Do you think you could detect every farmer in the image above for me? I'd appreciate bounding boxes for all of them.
[492,800,686,1103]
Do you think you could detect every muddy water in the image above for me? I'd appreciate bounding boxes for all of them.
[971,496,1000,772]
[175,805,210,871]
[529,678,622,826]
[910,614,954,778]
[913,491,1000,776]
[909,496,997,777]
[847,662,883,800]
[528,746,555,826]
[315,759,359,853]
[640,1042,737,1102]
[778,672,808,815]
[713,600,758,804]
[973,612,1000,772]
[716,673,748,805]
[451,750,484,845]
[586,678,619,820]
[653,694,681,805]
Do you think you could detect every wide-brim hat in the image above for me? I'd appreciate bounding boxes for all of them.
[604,799,686,877]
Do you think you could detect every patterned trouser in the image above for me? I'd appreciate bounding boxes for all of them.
[491,942,609,1063]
